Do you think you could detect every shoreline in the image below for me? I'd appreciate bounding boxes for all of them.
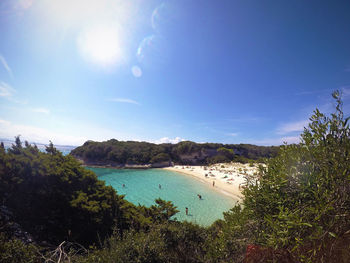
[82,164,152,169]
[163,165,251,201]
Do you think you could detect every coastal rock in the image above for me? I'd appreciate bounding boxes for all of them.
[151,161,173,168]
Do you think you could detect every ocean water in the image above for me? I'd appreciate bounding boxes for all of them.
[88,167,237,226]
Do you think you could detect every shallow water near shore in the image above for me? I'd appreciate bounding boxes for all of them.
[88,167,237,226]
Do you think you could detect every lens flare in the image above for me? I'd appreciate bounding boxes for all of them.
[131,65,142,78]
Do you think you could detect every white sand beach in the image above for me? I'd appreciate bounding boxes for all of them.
[164,163,261,201]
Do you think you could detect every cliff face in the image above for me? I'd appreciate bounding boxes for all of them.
[177,148,217,164]
[151,161,173,168]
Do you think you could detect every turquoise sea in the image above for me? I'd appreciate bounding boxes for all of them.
[88,167,237,226]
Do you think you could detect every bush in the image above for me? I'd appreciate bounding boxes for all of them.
[76,222,208,263]
[207,155,230,164]
[0,234,39,263]
[150,153,170,163]
[242,91,350,261]
[217,147,235,160]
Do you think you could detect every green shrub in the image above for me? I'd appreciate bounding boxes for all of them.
[76,222,208,263]
[0,234,39,263]
[150,153,170,163]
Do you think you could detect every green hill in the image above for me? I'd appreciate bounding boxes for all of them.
[70,140,279,167]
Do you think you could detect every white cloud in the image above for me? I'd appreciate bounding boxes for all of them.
[0,82,27,104]
[341,86,350,97]
[108,98,140,105]
[0,55,13,78]
[253,136,300,146]
[0,82,16,97]
[32,108,50,114]
[0,118,86,146]
[155,137,185,144]
[0,117,148,146]
[276,120,309,135]
[0,119,11,126]
[227,132,238,137]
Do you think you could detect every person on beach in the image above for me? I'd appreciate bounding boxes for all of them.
[212,181,215,187]
[159,184,161,189]
[185,207,188,215]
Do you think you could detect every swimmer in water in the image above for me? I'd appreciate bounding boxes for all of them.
[122,184,125,187]
[185,207,188,216]
[159,184,161,189]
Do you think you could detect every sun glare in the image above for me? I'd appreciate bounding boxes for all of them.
[77,26,124,67]
[34,0,136,68]
[41,0,110,27]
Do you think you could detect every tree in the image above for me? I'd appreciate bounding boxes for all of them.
[7,135,22,154]
[150,153,170,164]
[45,140,59,155]
[0,139,130,246]
[149,199,179,223]
[217,147,235,160]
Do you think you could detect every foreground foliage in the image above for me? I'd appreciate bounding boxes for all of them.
[241,91,350,262]
[75,222,208,263]
[0,140,126,246]
[0,234,38,263]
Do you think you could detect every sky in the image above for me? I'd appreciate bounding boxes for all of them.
[0,0,350,146]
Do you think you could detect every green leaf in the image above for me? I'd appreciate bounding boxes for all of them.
[328,232,337,238]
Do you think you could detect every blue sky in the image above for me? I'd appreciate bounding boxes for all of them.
[0,0,350,146]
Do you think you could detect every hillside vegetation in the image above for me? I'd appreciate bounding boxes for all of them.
[71,140,279,166]
[1,92,349,262]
